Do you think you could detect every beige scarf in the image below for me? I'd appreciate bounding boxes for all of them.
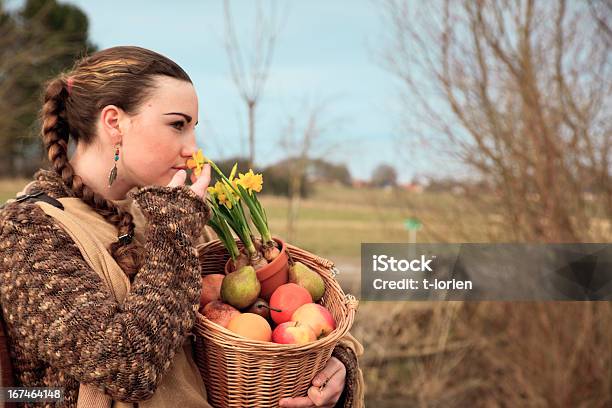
[32,193,213,408]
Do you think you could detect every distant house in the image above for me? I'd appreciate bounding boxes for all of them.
[399,182,424,194]
[352,179,370,188]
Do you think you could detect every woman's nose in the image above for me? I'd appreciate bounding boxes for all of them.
[183,132,198,157]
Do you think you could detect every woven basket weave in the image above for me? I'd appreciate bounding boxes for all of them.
[194,239,358,408]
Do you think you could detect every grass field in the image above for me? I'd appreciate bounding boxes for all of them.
[0,178,30,203]
[259,184,510,259]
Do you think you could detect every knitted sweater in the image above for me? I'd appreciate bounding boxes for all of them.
[0,169,361,408]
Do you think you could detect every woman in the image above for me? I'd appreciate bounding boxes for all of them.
[0,46,362,407]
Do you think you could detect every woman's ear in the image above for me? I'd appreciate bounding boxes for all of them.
[99,105,124,145]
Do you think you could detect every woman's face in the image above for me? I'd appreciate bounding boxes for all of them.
[119,75,199,188]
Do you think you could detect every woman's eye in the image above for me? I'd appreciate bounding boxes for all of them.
[171,121,185,130]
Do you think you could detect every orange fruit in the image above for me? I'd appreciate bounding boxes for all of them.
[227,313,272,342]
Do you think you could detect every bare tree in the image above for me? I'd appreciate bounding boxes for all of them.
[279,98,340,242]
[223,0,286,169]
[588,0,612,46]
[380,0,611,242]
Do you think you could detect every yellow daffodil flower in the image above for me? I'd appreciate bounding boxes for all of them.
[186,148,206,176]
[237,169,263,193]
[207,181,238,209]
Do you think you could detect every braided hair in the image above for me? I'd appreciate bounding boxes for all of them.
[39,46,193,280]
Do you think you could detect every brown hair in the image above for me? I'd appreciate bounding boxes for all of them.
[40,46,192,280]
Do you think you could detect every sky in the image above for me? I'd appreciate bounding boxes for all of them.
[10,0,449,183]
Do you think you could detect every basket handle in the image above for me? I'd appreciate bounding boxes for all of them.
[344,293,359,311]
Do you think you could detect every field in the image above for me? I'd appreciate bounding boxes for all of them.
[2,178,611,406]
[260,184,512,258]
[0,178,31,203]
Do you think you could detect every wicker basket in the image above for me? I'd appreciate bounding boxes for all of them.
[194,239,358,408]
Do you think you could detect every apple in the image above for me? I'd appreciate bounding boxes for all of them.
[291,303,336,339]
[272,321,317,344]
[201,300,241,328]
[200,274,225,309]
[269,283,313,325]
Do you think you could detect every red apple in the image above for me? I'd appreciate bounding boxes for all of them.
[272,321,317,344]
[200,274,225,309]
[201,300,241,328]
[291,303,336,338]
[269,283,313,325]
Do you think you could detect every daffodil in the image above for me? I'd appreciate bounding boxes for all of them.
[187,148,206,176]
[207,181,236,209]
[237,169,263,193]
[202,156,275,261]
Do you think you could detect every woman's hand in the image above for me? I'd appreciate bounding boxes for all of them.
[279,357,346,408]
[167,164,211,199]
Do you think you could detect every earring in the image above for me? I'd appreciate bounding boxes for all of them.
[108,143,120,187]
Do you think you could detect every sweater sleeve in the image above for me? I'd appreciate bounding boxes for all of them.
[332,333,365,408]
[0,185,210,402]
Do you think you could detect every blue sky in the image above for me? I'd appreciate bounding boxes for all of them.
[11,0,446,183]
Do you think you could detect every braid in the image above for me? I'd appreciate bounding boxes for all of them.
[41,77,143,280]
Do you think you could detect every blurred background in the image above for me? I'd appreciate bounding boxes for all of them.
[1,0,611,406]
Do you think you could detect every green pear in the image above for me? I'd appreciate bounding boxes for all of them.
[221,266,261,309]
[288,262,325,302]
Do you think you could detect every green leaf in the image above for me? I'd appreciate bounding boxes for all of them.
[207,212,239,259]
[253,195,268,225]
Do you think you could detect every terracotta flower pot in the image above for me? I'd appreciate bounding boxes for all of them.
[224,237,289,300]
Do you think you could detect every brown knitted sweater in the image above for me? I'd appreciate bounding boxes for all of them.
[0,169,361,408]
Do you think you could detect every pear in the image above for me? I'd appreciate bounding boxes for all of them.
[221,265,261,309]
[288,262,325,302]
